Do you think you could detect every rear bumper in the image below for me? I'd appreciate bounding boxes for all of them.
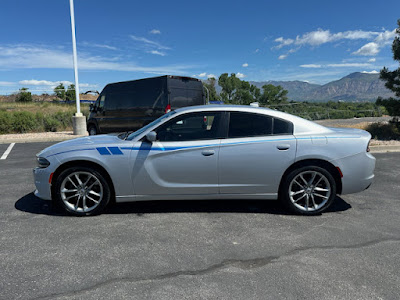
[332,152,376,195]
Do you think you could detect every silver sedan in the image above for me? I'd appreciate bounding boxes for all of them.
[33,105,375,216]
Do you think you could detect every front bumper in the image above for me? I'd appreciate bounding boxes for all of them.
[33,167,52,200]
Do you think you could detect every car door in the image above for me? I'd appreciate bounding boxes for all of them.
[218,111,296,195]
[132,111,224,196]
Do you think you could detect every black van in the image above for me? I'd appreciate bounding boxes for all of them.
[87,75,205,135]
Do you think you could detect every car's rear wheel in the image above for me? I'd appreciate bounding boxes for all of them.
[88,125,97,135]
[54,167,110,216]
[281,166,336,215]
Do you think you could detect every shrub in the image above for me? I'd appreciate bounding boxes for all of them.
[12,111,39,133]
[15,88,33,102]
[366,122,400,140]
[0,111,14,134]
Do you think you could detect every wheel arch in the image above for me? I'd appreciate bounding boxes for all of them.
[279,159,342,196]
[51,160,115,201]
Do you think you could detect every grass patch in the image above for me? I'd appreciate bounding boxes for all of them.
[0,102,89,134]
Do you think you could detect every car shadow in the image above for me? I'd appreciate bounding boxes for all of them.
[15,192,351,217]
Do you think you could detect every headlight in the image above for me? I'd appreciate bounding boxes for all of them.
[37,157,50,168]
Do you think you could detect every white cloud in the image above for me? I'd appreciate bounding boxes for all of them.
[278,54,287,60]
[368,58,376,62]
[19,79,70,86]
[274,37,294,49]
[300,64,322,68]
[300,63,371,68]
[148,50,166,56]
[207,74,216,79]
[254,48,260,53]
[0,44,191,74]
[149,29,161,35]
[81,42,117,50]
[352,42,380,56]
[276,29,380,49]
[199,72,207,77]
[18,79,96,89]
[242,63,248,67]
[361,70,379,74]
[326,63,371,67]
[275,28,395,58]
[236,72,245,78]
[0,81,15,86]
[130,35,170,50]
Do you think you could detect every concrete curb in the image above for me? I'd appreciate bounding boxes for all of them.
[370,145,400,153]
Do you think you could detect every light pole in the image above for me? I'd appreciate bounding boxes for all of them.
[69,0,86,135]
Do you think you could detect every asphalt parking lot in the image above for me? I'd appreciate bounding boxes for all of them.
[0,142,399,300]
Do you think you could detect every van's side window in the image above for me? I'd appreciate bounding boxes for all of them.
[99,95,105,109]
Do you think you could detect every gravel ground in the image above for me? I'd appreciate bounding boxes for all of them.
[0,131,88,144]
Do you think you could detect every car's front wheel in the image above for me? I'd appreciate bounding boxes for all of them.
[54,167,110,216]
[281,166,336,215]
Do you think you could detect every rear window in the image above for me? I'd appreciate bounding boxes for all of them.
[228,112,293,138]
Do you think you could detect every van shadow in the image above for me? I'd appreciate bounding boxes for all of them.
[15,192,351,217]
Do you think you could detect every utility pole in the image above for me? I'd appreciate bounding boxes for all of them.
[69,0,86,135]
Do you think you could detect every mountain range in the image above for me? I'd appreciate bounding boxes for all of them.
[247,72,395,102]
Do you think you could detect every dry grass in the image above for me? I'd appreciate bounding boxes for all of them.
[0,102,89,115]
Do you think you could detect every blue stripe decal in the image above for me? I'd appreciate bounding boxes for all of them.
[108,147,123,155]
[97,147,111,155]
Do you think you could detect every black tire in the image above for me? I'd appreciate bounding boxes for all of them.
[280,165,336,215]
[88,125,97,136]
[54,166,110,216]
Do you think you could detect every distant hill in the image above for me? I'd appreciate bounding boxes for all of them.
[247,72,395,102]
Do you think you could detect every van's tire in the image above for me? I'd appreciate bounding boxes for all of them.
[88,125,97,135]
[281,166,336,215]
[54,166,110,216]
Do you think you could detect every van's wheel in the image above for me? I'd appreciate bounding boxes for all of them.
[281,166,336,215]
[88,125,97,135]
[54,166,110,216]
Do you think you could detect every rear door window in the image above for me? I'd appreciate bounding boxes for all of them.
[228,112,273,138]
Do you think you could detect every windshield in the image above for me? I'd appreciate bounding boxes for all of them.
[125,111,177,141]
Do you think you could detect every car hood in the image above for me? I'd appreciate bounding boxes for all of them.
[37,134,125,157]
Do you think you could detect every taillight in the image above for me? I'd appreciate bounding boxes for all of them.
[366,140,371,152]
[165,104,171,114]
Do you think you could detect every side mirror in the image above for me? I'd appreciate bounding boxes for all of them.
[145,131,157,142]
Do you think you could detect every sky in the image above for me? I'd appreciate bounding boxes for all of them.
[0,0,399,94]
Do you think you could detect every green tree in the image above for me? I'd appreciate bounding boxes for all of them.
[233,81,261,105]
[377,19,400,119]
[259,84,288,105]
[65,84,76,101]
[15,87,33,102]
[218,73,241,103]
[54,83,66,100]
[203,77,221,102]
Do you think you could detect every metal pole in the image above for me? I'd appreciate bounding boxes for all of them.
[69,0,81,115]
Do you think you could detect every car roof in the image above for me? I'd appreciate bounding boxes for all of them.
[173,105,331,135]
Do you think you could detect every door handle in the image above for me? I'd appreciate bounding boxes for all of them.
[277,144,290,150]
[202,150,215,156]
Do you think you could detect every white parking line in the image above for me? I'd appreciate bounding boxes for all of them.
[1,143,16,160]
